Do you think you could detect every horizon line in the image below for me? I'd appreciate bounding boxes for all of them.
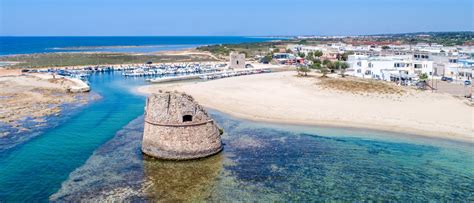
[1,31,473,38]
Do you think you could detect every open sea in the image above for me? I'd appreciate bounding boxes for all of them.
[0,36,279,55]
[0,37,473,201]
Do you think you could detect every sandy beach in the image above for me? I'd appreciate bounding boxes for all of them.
[138,71,473,143]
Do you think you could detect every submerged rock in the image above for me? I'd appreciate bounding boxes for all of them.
[142,92,222,160]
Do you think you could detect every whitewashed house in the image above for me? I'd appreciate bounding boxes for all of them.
[347,55,434,81]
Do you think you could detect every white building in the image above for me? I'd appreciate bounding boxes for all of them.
[347,55,434,81]
[445,59,474,80]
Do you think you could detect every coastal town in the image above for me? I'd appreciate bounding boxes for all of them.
[3,0,474,200]
[1,33,473,201]
[1,33,473,140]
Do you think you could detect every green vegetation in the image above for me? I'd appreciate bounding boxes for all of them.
[313,50,323,58]
[196,42,282,58]
[333,61,350,77]
[306,52,314,61]
[370,32,474,46]
[317,59,332,77]
[297,52,306,58]
[419,73,429,81]
[0,53,216,68]
[337,51,353,61]
[307,57,349,78]
[260,55,273,64]
[294,32,474,47]
[296,66,311,76]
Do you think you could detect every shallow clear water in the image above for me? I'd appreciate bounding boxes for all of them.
[50,111,474,202]
[0,72,146,201]
[0,72,473,201]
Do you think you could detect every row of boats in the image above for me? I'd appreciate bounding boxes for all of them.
[21,62,228,81]
[121,63,226,77]
[147,68,273,83]
[199,69,272,80]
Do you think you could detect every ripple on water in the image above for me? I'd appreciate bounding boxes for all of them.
[51,112,474,201]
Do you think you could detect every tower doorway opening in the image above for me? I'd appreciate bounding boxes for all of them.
[183,115,193,122]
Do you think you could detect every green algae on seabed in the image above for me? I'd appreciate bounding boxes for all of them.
[51,111,474,202]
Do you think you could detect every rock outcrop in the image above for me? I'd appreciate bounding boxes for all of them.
[142,92,222,160]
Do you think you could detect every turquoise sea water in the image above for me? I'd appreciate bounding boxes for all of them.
[50,111,474,201]
[0,72,473,201]
[0,72,146,201]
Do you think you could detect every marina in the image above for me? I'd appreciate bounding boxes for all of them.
[18,62,278,85]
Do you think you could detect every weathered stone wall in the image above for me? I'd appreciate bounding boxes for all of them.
[145,93,211,124]
[142,92,222,160]
[229,52,246,69]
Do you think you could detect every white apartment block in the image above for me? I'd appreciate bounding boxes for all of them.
[347,55,434,81]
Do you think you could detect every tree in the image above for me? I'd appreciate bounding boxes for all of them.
[260,55,272,64]
[324,60,337,73]
[306,52,314,61]
[314,50,323,58]
[316,60,331,77]
[310,62,321,69]
[330,61,339,73]
[298,52,306,58]
[417,73,429,89]
[419,73,429,81]
[318,65,330,77]
[322,59,332,66]
[340,51,354,61]
[338,62,350,77]
[297,66,311,76]
[312,58,321,64]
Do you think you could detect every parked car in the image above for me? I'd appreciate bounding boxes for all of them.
[441,76,454,82]
[416,81,427,89]
[464,80,472,86]
[441,77,453,82]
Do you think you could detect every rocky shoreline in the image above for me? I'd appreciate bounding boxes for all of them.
[0,72,93,138]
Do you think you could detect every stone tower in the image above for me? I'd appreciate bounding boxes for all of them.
[229,52,246,69]
[142,92,222,160]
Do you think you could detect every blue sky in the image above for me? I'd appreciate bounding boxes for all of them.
[0,0,472,36]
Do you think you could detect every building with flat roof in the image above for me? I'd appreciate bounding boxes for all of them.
[347,55,434,82]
